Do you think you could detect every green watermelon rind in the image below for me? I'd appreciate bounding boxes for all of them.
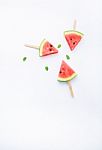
[58,72,77,82]
[39,39,47,57]
[64,30,84,36]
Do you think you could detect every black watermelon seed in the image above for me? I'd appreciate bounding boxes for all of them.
[50,44,53,47]
[49,48,52,51]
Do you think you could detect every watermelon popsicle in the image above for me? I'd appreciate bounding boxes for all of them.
[24,39,58,57]
[64,20,84,51]
[58,60,77,97]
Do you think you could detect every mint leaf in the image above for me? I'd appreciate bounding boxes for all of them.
[57,44,61,48]
[23,57,27,61]
[66,55,70,60]
[45,66,48,71]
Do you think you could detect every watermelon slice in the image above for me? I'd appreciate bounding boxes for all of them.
[64,30,84,51]
[39,39,58,56]
[58,60,77,82]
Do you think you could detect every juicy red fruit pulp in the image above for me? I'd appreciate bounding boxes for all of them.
[58,61,75,79]
[65,34,82,51]
[42,42,58,56]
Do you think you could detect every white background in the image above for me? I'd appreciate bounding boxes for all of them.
[0,0,102,149]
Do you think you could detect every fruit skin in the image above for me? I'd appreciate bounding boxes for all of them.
[39,39,58,57]
[58,73,77,82]
[39,39,46,56]
[64,30,84,36]
[58,60,77,82]
[64,30,84,51]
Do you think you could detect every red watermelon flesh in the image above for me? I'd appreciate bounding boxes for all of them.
[39,39,58,56]
[64,30,83,51]
[58,60,77,82]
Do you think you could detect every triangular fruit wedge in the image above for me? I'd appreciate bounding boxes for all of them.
[64,30,84,51]
[58,60,77,82]
[39,39,58,56]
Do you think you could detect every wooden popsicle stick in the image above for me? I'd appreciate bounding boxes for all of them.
[67,81,74,97]
[24,44,39,50]
[73,19,77,30]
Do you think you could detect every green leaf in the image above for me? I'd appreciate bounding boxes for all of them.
[57,44,61,48]
[23,57,27,61]
[66,55,70,60]
[45,66,48,71]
